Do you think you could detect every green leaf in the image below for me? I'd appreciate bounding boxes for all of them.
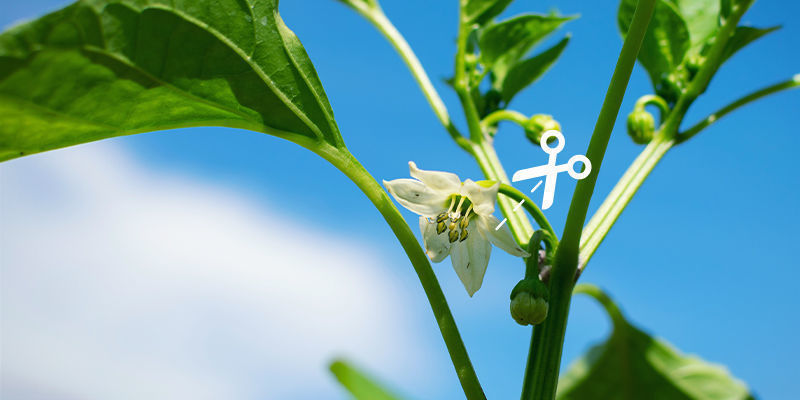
[673,0,721,56]
[721,25,780,63]
[476,13,572,105]
[618,0,690,90]
[330,359,403,400]
[557,284,754,400]
[0,0,343,162]
[720,0,754,23]
[500,36,570,103]
[478,14,573,70]
[464,0,513,26]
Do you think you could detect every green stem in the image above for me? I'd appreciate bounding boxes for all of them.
[572,283,624,324]
[634,94,670,122]
[519,233,546,400]
[474,129,536,246]
[344,2,472,151]
[579,136,674,264]
[677,74,800,143]
[497,183,556,241]
[321,147,485,400]
[453,3,535,246]
[523,0,657,398]
[524,233,545,280]
[453,8,484,143]
[343,0,535,245]
[579,0,758,269]
[481,109,529,131]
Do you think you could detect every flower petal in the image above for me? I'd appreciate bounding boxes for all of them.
[419,216,451,263]
[408,161,462,194]
[461,179,499,216]
[477,215,530,257]
[450,229,492,297]
[384,178,449,217]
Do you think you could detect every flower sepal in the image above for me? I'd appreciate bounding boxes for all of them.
[510,278,550,326]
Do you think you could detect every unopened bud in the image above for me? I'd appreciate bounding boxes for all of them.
[656,70,687,104]
[524,114,561,146]
[626,109,655,144]
[685,53,704,77]
[510,278,550,326]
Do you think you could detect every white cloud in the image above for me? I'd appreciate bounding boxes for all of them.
[0,143,440,399]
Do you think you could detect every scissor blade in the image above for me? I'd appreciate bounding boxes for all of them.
[541,174,556,210]
[512,165,550,182]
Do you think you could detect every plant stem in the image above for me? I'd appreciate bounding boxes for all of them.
[572,283,624,324]
[473,140,537,245]
[454,20,485,143]
[522,0,656,398]
[343,0,536,245]
[634,94,670,122]
[579,136,674,264]
[481,109,529,131]
[677,75,800,143]
[321,147,485,400]
[453,3,536,246]
[497,183,556,240]
[579,0,758,268]
[346,3,472,151]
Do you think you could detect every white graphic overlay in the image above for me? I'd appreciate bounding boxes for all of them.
[511,130,591,210]
[495,180,542,231]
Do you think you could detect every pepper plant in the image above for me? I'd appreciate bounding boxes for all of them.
[0,0,796,399]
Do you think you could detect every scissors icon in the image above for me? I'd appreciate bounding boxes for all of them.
[511,130,591,210]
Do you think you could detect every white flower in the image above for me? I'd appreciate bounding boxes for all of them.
[384,162,529,296]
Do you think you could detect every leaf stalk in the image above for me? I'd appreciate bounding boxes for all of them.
[522,0,657,398]
[323,147,486,400]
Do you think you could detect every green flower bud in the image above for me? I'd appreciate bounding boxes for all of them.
[510,278,550,326]
[626,109,655,144]
[524,114,562,146]
[685,53,704,78]
[656,69,689,104]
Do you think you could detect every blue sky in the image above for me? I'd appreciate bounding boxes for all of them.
[1,1,799,399]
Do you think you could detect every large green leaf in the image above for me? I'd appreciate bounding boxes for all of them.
[464,0,513,26]
[476,13,572,105]
[673,0,721,56]
[721,25,780,63]
[330,359,403,400]
[500,36,569,103]
[557,284,754,400]
[618,0,690,91]
[478,14,572,71]
[0,0,342,162]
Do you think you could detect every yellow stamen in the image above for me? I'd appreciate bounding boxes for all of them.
[448,229,459,243]
[459,205,473,229]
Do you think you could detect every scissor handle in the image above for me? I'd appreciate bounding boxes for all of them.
[540,130,565,155]
[567,155,592,179]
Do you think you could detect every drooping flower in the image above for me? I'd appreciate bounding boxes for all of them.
[384,162,529,296]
